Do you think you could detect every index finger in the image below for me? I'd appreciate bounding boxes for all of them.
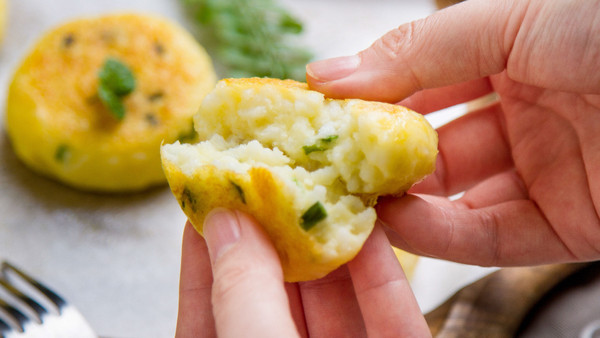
[306,0,520,102]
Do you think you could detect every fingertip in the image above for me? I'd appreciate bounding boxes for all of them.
[377,194,450,252]
[203,208,241,265]
[182,219,202,245]
[307,0,514,103]
[306,55,361,83]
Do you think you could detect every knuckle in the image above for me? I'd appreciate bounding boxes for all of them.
[474,209,502,266]
[367,20,424,91]
[211,256,279,304]
[372,22,417,61]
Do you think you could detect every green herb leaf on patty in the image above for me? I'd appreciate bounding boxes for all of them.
[98,85,126,120]
[99,58,136,95]
[98,58,136,120]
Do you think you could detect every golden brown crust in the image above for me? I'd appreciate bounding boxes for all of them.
[162,160,343,281]
[220,77,309,91]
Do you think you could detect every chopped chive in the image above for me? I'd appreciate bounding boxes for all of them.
[177,121,197,143]
[148,92,164,102]
[302,144,325,155]
[181,187,198,212]
[320,135,339,143]
[54,144,70,163]
[145,113,159,126]
[154,43,165,55]
[302,135,339,155]
[301,201,327,231]
[62,34,75,48]
[230,180,246,204]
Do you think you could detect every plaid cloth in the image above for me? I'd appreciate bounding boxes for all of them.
[517,262,600,337]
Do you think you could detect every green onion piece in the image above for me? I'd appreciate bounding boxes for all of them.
[301,202,327,231]
[176,120,197,143]
[54,144,70,163]
[181,187,198,212]
[320,135,339,143]
[230,181,246,204]
[303,144,325,155]
[303,135,339,155]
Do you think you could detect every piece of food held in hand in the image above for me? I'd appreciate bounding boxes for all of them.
[161,78,438,282]
[5,13,216,192]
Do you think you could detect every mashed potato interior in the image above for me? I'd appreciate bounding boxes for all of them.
[161,136,375,259]
[194,79,437,195]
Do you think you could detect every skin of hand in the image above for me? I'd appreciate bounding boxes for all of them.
[175,210,430,338]
[306,0,600,267]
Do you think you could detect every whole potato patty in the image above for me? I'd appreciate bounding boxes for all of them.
[5,13,216,192]
[161,78,438,281]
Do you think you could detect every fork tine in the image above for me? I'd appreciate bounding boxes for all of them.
[0,262,97,337]
[0,298,29,332]
[1,262,66,311]
[0,316,12,334]
[0,278,48,321]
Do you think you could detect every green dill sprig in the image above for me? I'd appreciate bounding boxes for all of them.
[180,0,313,81]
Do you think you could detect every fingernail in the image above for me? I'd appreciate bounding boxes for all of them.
[306,55,361,82]
[203,208,241,264]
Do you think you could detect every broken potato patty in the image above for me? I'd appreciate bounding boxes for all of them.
[161,78,438,282]
[5,13,216,192]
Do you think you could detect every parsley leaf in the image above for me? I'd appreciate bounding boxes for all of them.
[98,84,126,120]
[99,58,136,95]
[98,58,136,120]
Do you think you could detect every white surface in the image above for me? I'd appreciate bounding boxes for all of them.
[0,1,496,336]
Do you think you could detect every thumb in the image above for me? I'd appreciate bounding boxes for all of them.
[306,0,520,102]
[202,208,299,338]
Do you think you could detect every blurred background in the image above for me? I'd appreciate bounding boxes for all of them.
[0,0,496,336]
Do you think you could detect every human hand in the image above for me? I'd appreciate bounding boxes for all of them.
[175,210,430,337]
[306,0,600,266]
